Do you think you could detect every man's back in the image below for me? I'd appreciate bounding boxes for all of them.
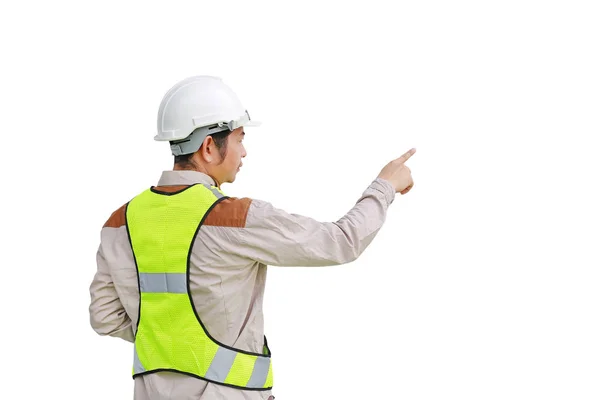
[91,171,273,399]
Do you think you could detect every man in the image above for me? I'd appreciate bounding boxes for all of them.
[89,75,416,400]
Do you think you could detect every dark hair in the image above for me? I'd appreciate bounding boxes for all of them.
[174,128,232,168]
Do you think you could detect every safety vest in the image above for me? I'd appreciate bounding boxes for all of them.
[125,183,274,390]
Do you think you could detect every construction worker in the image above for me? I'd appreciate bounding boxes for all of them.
[89,75,416,400]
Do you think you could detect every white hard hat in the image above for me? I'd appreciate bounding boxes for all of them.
[155,75,260,155]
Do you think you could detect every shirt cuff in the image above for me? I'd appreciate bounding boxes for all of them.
[372,178,396,205]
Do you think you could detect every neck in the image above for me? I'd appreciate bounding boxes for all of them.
[172,163,221,188]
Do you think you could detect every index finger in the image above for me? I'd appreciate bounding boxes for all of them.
[397,148,416,163]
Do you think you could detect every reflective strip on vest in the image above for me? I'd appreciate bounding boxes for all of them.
[201,183,225,199]
[139,273,187,293]
[126,184,273,390]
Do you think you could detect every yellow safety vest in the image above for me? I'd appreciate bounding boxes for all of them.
[125,183,273,390]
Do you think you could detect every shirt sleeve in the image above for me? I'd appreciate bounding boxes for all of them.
[89,244,135,342]
[226,178,396,267]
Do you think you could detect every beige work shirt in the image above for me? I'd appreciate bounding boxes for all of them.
[89,170,396,400]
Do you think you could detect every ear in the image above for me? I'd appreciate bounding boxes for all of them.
[199,136,216,163]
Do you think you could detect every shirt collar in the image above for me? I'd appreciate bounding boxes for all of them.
[156,170,218,187]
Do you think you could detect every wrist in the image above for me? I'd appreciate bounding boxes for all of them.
[373,178,396,204]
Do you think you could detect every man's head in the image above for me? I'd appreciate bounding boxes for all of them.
[173,127,247,186]
[154,75,260,186]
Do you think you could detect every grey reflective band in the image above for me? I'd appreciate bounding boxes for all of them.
[246,356,271,388]
[201,184,224,199]
[134,340,271,387]
[139,273,187,293]
[205,347,237,382]
[204,346,271,387]
[133,346,145,374]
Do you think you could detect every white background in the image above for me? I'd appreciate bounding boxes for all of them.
[1,0,599,399]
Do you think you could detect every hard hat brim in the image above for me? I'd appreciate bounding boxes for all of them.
[244,120,261,127]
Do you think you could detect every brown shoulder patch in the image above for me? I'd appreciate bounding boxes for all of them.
[204,197,252,228]
[103,203,127,228]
